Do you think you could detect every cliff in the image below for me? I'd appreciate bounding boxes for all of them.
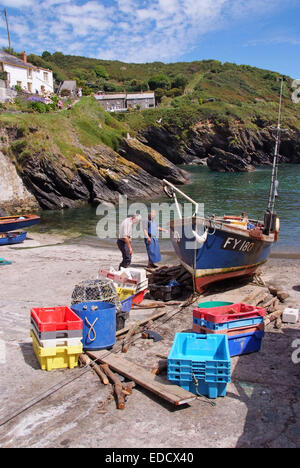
[140,120,300,172]
[0,99,188,212]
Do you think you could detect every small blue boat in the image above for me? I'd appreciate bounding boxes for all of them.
[0,231,27,246]
[0,214,40,233]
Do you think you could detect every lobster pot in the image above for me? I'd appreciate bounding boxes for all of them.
[71,301,116,350]
[71,279,120,310]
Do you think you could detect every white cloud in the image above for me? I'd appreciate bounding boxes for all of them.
[0,0,35,7]
[0,0,296,61]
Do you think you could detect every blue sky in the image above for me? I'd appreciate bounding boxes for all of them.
[0,0,299,77]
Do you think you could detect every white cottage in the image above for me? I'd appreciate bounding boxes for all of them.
[0,51,53,95]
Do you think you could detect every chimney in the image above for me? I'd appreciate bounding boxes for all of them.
[20,51,27,63]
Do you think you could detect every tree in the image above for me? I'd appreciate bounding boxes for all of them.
[42,51,51,59]
[94,65,109,80]
[148,74,171,91]
[171,74,188,90]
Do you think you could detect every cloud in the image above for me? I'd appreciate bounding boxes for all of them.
[247,36,300,47]
[0,0,296,62]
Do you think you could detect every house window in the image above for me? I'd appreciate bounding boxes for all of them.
[27,69,32,79]
[41,85,45,94]
[43,72,48,82]
[27,82,32,93]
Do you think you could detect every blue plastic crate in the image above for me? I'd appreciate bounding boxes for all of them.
[228,331,264,357]
[120,295,134,313]
[168,333,231,397]
[168,333,231,367]
[193,316,264,331]
[170,378,228,399]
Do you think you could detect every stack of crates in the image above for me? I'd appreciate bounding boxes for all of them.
[30,306,83,371]
[193,302,266,357]
[168,333,231,399]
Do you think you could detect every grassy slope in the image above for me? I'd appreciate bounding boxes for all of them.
[0,98,128,168]
[1,56,300,168]
[119,64,300,135]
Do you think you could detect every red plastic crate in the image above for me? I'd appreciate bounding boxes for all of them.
[31,307,83,332]
[98,269,137,285]
[193,322,265,336]
[193,303,266,324]
[132,289,147,305]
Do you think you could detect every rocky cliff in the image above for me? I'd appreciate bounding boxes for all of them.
[0,148,38,213]
[140,120,300,172]
[1,96,299,213]
[0,125,188,212]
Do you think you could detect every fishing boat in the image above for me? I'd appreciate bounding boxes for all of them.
[0,214,40,233]
[163,82,284,293]
[0,231,27,246]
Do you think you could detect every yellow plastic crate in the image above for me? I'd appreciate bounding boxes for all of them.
[31,330,82,371]
[115,286,136,301]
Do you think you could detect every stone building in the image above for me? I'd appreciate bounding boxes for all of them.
[95,91,155,111]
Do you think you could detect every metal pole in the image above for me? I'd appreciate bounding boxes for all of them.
[4,9,11,51]
[267,79,283,213]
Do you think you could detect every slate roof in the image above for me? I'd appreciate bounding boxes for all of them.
[0,51,35,69]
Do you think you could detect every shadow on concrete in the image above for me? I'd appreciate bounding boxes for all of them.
[19,341,41,370]
[232,327,300,448]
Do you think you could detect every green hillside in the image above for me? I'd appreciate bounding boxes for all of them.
[25,52,299,133]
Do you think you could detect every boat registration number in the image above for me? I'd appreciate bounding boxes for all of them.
[221,235,256,253]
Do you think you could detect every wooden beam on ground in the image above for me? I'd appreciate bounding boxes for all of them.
[116,309,169,337]
[86,351,196,406]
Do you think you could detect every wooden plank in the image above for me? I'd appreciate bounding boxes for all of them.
[87,351,196,406]
[116,309,169,337]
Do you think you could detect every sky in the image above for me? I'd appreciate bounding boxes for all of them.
[0,0,299,77]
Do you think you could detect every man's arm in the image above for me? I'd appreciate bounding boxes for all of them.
[143,228,151,243]
[124,236,133,255]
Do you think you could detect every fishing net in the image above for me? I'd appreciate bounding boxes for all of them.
[71,279,121,310]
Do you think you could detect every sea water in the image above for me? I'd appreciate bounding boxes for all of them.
[31,164,300,253]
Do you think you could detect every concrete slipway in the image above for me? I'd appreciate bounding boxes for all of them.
[0,235,299,448]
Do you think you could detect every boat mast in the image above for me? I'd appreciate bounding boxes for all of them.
[267,79,284,214]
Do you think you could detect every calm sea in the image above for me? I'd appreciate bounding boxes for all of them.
[31,164,300,253]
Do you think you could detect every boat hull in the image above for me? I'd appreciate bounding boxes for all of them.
[0,232,27,245]
[170,218,273,293]
[0,215,40,233]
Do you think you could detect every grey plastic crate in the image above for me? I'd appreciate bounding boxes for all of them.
[30,319,82,340]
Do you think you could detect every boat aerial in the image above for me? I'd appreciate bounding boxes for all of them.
[0,231,27,246]
[0,214,40,233]
[163,81,284,293]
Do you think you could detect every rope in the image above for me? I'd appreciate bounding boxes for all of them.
[85,317,98,342]
[192,373,216,407]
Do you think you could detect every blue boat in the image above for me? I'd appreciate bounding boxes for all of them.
[166,211,275,293]
[163,81,284,293]
[0,214,40,233]
[0,231,27,245]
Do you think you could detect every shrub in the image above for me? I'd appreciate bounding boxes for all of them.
[28,101,48,113]
[61,89,71,97]
[171,74,188,89]
[94,65,109,80]
[148,74,171,91]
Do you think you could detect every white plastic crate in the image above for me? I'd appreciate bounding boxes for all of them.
[120,267,147,283]
[31,327,82,348]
